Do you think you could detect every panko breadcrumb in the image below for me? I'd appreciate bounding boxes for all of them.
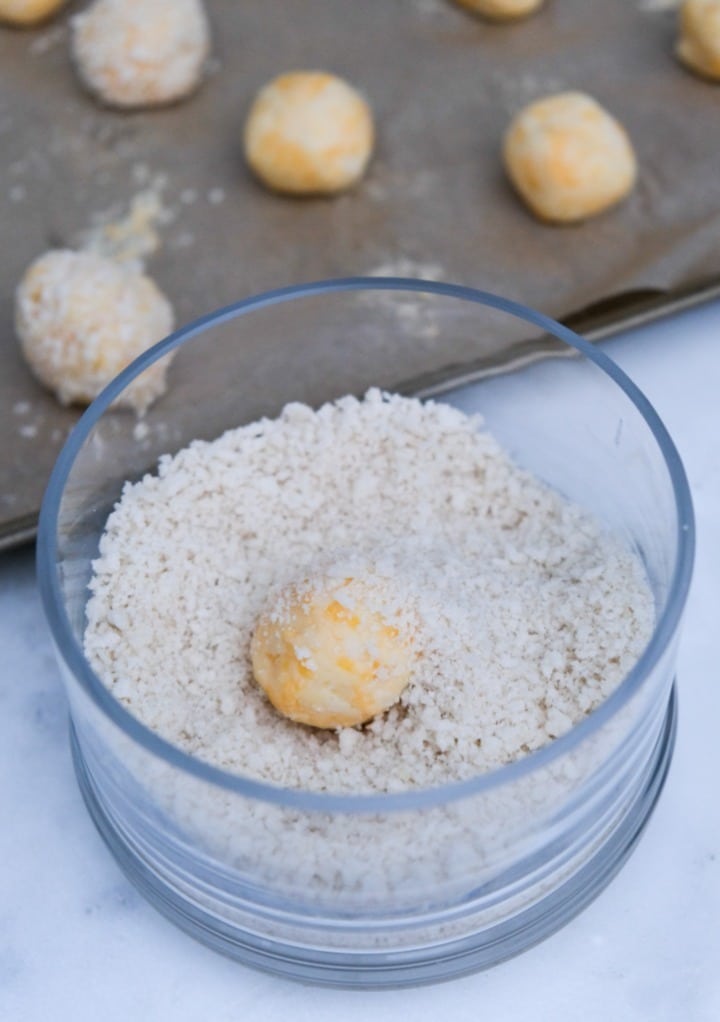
[244,71,375,195]
[84,390,654,794]
[71,0,210,109]
[15,249,174,412]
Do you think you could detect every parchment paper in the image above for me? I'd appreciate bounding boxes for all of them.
[1,0,718,547]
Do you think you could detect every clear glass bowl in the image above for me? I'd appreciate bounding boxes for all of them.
[37,280,694,988]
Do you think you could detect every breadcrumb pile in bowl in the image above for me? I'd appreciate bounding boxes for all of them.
[84,389,655,795]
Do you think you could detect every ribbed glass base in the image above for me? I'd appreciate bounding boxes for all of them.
[71,688,676,989]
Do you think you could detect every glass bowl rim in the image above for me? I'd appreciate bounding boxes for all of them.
[36,277,695,813]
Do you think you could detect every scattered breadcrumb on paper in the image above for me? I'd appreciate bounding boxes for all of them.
[363,260,447,338]
[366,257,446,280]
[76,180,174,268]
[28,25,67,57]
[638,0,681,11]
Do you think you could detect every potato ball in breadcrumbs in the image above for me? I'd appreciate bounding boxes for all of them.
[0,0,66,26]
[16,250,174,413]
[71,0,210,109]
[251,575,417,729]
[244,71,375,196]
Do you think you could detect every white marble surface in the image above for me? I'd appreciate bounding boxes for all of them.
[2,301,719,1022]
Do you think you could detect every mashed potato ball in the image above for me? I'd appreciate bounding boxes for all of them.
[677,0,720,81]
[251,575,417,729]
[0,0,66,26]
[453,0,544,20]
[503,91,637,224]
[71,0,210,108]
[244,71,375,196]
[15,249,174,412]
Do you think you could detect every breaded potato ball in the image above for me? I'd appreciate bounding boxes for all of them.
[244,71,375,196]
[0,0,66,27]
[71,0,210,109]
[677,0,720,81]
[251,575,416,729]
[15,250,174,412]
[503,91,637,224]
[453,0,544,20]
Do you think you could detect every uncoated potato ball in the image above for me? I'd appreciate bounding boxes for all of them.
[0,0,66,26]
[244,71,375,196]
[15,250,174,412]
[677,0,720,81]
[251,575,417,729]
[453,0,544,20]
[71,0,210,109]
[503,91,637,224]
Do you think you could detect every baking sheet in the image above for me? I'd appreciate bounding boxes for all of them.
[2,0,719,549]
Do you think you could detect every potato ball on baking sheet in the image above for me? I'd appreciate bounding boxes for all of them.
[251,574,417,729]
[244,71,375,196]
[15,250,174,413]
[677,0,720,81]
[71,0,210,109]
[503,91,637,224]
[0,0,66,26]
[453,0,544,20]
